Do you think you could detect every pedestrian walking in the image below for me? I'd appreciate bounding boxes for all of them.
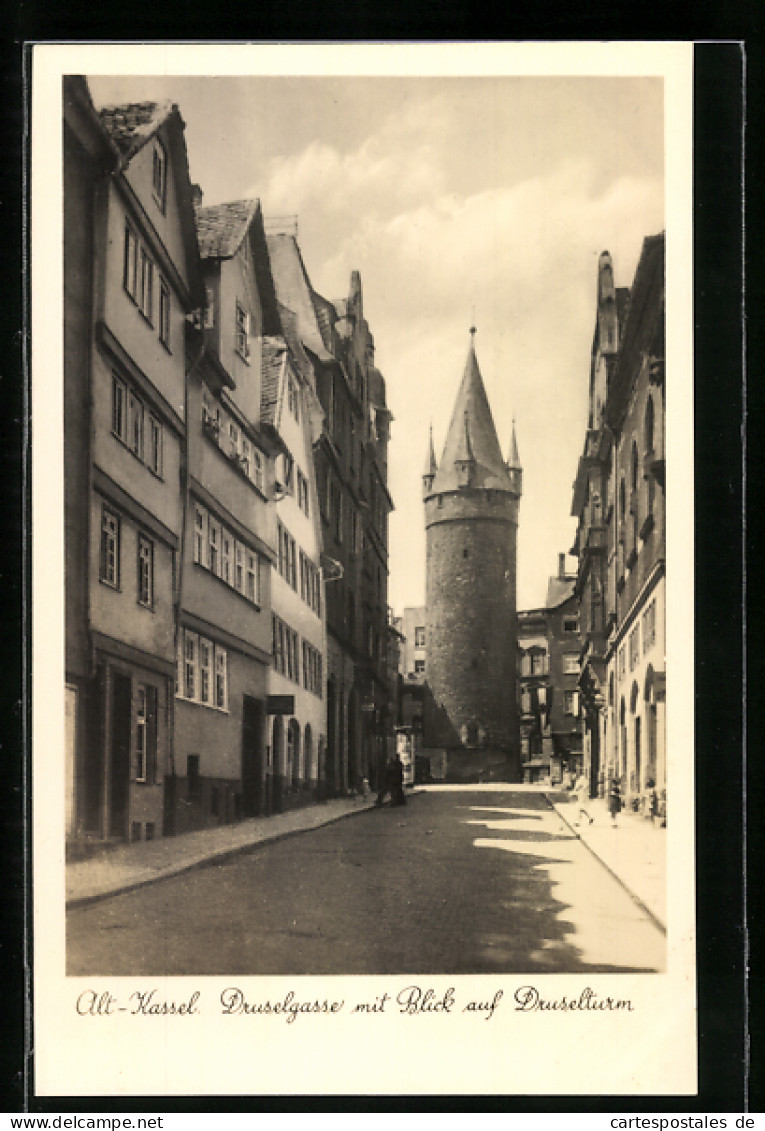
[608,776,622,826]
[375,755,407,808]
[572,773,593,826]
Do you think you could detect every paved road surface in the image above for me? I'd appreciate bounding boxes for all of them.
[67,786,665,975]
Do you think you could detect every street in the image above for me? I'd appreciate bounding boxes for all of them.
[67,786,665,976]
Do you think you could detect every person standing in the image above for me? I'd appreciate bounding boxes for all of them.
[608,776,622,827]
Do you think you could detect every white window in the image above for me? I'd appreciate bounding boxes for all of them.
[112,375,127,443]
[198,638,212,706]
[414,626,426,648]
[139,247,154,322]
[152,139,167,210]
[235,303,249,359]
[246,550,258,604]
[234,541,246,595]
[208,519,220,576]
[252,449,263,492]
[100,507,120,587]
[184,631,198,699]
[148,415,163,477]
[643,599,657,653]
[159,278,171,348]
[193,505,207,566]
[221,531,233,586]
[564,690,579,715]
[563,654,579,675]
[214,646,228,710]
[629,624,641,671]
[138,535,154,607]
[128,392,144,459]
[123,223,139,300]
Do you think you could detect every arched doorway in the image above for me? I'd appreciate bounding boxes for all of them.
[272,715,284,814]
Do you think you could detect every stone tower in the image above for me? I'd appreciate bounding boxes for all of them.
[422,331,522,781]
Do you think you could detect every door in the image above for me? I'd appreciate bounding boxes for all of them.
[109,671,132,838]
[241,695,264,818]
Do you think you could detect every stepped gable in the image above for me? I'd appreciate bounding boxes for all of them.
[431,336,515,494]
[195,199,261,260]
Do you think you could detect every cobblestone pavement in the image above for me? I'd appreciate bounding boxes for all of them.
[67,786,665,976]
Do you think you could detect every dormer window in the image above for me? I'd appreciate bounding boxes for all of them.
[152,139,167,212]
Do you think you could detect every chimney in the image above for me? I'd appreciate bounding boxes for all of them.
[558,552,566,579]
[191,183,203,208]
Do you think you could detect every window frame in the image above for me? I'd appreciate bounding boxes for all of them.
[158,276,171,350]
[100,507,121,589]
[152,138,168,211]
[111,374,128,443]
[137,533,154,609]
[148,414,163,477]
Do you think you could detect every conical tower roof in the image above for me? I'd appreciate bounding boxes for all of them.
[431,332,515,494]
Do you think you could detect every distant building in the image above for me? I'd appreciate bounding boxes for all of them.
[571,236,666,815]
[399,606,427,683]
[266,233,393,796]
[421,331,522,781]
[517,555,582,784]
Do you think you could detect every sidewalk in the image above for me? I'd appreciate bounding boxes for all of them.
[546,790,666,931]
[66,793,381,908]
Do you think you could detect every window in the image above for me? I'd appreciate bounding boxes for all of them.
[129,392,144,459]
[137,535,154,607]
[123,223,139,300]
[618,646,626,680]
[193,505,207,566]
[246,550,258,604]
[414,626,426,648]
[135,684,157,783]
[235,303,249,360]
[221,531,233,586]
[112,375,128,442]
[214,647,228,710]
[229,421,239,457]
[643,599,657,653]
[148,415,163,477]
[297,469,310,516]
[100,508,120,587]
[198,637,212,706]
[177,629,228,711]
[252,449,264,492]
[531,652,548,676]
[563,654,579,675]
[235,541,245,594]
[629,624,641,670]
[184,632,197,699]
[208,519,220,576]
[414,659,425,674]
[564,690,579,715]
[139,248,154,323]
[152,139,167,210]
[288,376,299,421]
[520,653,531,677]
[159,278,171,349]
[563,617,578,633]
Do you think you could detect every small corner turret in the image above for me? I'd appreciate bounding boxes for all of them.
[506,418,523,496]
[422,422,438,497]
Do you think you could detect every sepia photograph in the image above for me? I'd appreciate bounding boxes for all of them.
[33,41,696,1096]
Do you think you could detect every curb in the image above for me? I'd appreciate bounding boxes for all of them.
[544,792,666,935]
[66,792,421,910]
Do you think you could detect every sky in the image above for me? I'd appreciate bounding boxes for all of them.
[88,72,664,613]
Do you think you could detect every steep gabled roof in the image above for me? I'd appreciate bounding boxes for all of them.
[545,575,576,609]
[260,337,287,427]
[430,335,515,494]
[196,199,261,260]
[99,100,176,159]
[265,233,334,363]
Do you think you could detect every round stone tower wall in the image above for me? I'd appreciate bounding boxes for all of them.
[424,489,520,781]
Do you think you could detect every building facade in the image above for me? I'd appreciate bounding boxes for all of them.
[518,555,582,784]
[571,236,666,816]
[422,331,522,782]
[64,84,206,849]
[266,233,393,796]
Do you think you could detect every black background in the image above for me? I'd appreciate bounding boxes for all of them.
[1,25,753,1114]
